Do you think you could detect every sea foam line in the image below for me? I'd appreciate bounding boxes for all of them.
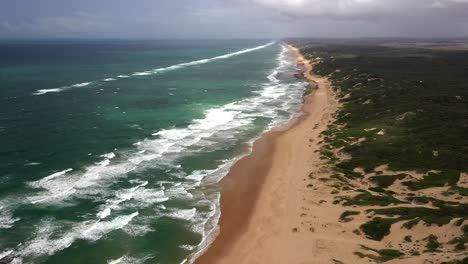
[32,42,275,96]
[26,44,301,208]
[15,211,140,260]
[33,82,92,95]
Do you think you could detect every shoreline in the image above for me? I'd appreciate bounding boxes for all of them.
[193,44,339,263]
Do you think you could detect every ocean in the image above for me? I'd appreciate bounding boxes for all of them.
[0,39,306,264]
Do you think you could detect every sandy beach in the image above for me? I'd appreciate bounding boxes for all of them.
[193,45,370,264]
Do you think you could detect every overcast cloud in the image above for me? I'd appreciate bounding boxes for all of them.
[1,0,467,38]
[252,0,468,19]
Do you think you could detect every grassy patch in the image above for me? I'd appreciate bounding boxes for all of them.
[448,225,468,251]
[356,245,404,262]
[294,41,468,174]
[403,170,461,190]
[424,234,441,252]
[342,191,403,206]
[360,217,399,241]
[368,204,468,227]
[340,210,360,222]
[370,174,407,188]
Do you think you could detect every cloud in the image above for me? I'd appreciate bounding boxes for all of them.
[250,0,468,20]
[1,12,111,34]
[1,0,467,38]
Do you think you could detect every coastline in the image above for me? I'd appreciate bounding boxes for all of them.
[193,44,342,263]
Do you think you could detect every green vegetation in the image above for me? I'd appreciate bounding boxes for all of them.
[370,174,407,188]
[354,245,404,262]
[340,210,360,222]
[403,170,460,190]
[361,204,467,240]
[424,234,441,252]
[320,149,339,162]
[342,191,403,206]
[449,225,468,251]
[369,204,468,226]
[406,196,459,207]
[290,39,468,260]
[293,40,468,174]
[360,217,398,241]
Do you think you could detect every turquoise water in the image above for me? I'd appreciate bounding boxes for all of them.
[0,40,306,263]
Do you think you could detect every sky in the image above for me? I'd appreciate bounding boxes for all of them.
[1,0,468,39]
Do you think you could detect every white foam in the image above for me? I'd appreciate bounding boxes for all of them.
[212,42,274,60]
[10,258,22,264]
[104,78,117,82]
[153,129,192,140]
[72,82,92,87]
[132,72,152,76]
[131,188,168,205]
[112,181,148,205]
[148,42,274,75]
[179,244,196,251]
[268,70,279,83]
[32,88,64,95]
[36,168,73,183]
[152,65,183,72]
[33,82,92,95]
[28,154,122,204]
[184,159,235,184]
[108,256,124,264]
[167,208,196,221]
[107,255,149,264]
[24,162,41,166]
[19,212,139,258]
[0,250,13,261]
[82,212,139,240]
[0,210,19,229]
[97,207,111,219]
[93,181,162,218]
[189,109,239,130]
[117,75,129,78]
[101,152,116,159]
[188,193,221,263]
